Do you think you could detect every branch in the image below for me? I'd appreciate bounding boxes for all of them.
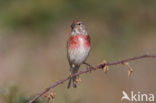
[29,54,156,103]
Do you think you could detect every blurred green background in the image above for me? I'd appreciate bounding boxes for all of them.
[0,0,156,103]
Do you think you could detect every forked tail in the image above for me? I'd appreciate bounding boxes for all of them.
[67,65,79,88]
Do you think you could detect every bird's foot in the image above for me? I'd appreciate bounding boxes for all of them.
[83,62,94,73]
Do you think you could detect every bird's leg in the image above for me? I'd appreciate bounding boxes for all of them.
[83,62,94,72]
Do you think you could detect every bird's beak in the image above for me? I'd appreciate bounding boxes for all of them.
[71,23,75,30]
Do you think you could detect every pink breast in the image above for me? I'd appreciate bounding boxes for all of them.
[69,35,90,49]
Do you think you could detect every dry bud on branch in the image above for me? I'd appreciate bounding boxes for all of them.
[44,89,55,102]
[29,54,156,103]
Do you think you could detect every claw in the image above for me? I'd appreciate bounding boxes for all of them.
[83,62,94,73]
[87,66,92,73]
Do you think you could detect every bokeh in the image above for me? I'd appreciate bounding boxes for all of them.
[0,0,156,103]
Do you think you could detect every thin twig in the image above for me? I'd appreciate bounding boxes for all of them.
[29,54,156,103]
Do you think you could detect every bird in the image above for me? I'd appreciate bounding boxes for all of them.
[67,20,91,88]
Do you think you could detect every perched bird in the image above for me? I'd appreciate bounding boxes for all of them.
[67,20,91,88]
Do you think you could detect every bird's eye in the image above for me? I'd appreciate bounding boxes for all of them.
[77,23,81,25]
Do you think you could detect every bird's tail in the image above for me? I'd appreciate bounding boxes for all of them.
[67,65,79,88]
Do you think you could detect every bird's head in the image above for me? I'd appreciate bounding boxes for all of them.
[71,20,87,35]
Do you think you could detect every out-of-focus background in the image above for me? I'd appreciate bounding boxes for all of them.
[0,0,156,103]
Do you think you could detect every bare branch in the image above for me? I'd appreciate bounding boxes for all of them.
[29,54,156,103]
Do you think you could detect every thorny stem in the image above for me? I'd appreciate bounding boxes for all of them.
[29,54,156,103]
